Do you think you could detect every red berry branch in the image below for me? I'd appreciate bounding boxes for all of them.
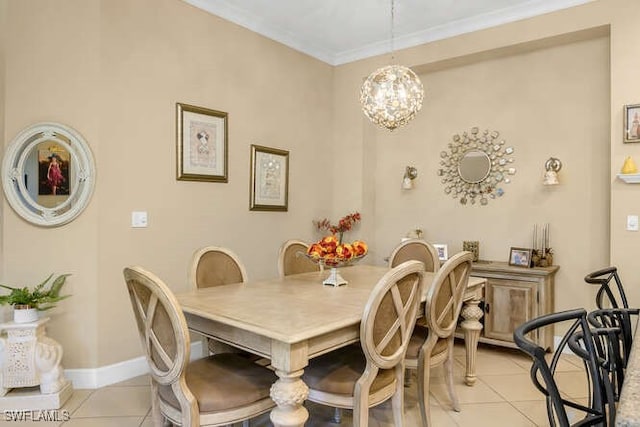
[314,212,361,243]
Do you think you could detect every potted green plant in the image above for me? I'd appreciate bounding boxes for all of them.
[0,274,71,323]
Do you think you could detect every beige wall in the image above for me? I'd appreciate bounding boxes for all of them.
[2,0,333,368]
[333,0,639,313]
[3,0,102,368]
[1,0,639,371]
[609,1,640,317]
[371,35,610,313]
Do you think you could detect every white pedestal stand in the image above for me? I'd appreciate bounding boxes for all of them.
[322,268,348,286]
[0,318,72,410]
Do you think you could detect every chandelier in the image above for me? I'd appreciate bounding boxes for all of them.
[360,0,424,131]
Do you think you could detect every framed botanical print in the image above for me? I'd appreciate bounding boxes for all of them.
[250,144,289,211]
[176,102,228,182]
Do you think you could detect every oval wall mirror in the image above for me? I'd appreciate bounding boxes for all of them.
[2,122,96,227]
[437,126,516,206]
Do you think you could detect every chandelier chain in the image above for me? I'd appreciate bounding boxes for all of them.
[390,0,395,61]
[359,0,424,131]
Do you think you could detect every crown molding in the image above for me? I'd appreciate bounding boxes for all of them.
[184,0,594,66]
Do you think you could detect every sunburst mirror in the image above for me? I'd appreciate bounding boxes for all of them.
[438,127,515,206]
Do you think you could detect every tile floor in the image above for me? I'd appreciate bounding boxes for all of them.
[0,342,589,426]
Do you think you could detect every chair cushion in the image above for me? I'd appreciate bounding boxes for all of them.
[405,325,450,359]
[302,346,395,396]
[158,353,277,413]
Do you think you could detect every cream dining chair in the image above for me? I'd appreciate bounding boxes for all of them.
[123,266,276,427]
[302,260,425,427]
[388,238,440,272]
[277,239,321,278]
[404,251,473,427]
[388,238,441,391]
[188,246,250,356]
[188,246,248,289]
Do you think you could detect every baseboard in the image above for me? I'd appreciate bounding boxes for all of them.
[64,341,205,389]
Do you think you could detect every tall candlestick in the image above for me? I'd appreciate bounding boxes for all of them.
[548,225,551,249]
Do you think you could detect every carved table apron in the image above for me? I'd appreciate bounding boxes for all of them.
[176,265,485,427]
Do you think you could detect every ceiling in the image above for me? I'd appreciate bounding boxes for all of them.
[184,0,593,65]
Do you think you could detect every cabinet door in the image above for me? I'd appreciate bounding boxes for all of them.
[484,278,536,343]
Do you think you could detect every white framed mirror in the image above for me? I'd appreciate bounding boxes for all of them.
[2,122,96,227]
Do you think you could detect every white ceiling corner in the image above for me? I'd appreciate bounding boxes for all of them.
[184,0,594,66]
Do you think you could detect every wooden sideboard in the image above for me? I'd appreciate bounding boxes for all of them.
[468,261,559,351]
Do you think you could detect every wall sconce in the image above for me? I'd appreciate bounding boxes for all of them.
[402,166,418,190]
[543,157,562,186]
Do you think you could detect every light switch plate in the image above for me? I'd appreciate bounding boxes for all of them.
[131,211,148,228]
[626,215,638,231]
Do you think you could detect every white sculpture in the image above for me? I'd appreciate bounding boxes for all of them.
[35,336,66,394]
[0,318,68,396]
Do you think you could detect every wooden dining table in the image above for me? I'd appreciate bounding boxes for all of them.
[176,264,485,427]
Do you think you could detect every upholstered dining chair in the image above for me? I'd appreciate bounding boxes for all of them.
[277,239,321,278]
[388,238,441,392]
[388,239,440,273]
[188,246,248,289]
[302,260,425,427]
[123,266,276,427]
[188,246,251,356]
[404,251,473,427]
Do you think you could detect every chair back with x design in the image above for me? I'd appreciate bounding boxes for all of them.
[426,251,473,339]
[125,266,190,384]
[124,267,198,424]
[360,260,425,371]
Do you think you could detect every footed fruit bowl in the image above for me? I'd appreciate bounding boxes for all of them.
[306,236,368,286]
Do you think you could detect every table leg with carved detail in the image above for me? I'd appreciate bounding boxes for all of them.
[460,290,484,386]
[269,341,309,427]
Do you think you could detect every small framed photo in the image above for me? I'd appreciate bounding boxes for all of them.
[433,244,448,261]
[250,144,289,211]
[509,247,533,268]
[624,104,640,143]
[176,102,228,182]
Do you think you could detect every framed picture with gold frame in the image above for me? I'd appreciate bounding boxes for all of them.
[624,103,640,143]
[176,102,228,182]
[250,144,289,211]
